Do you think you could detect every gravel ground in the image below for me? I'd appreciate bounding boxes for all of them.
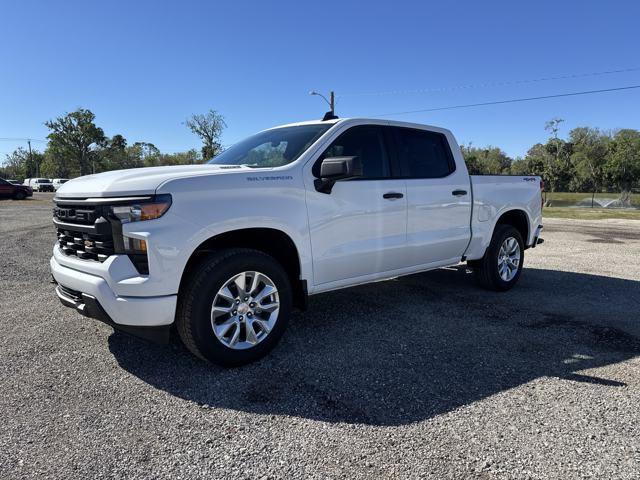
[1,193,639,479]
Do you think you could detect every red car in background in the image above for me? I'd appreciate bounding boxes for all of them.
[0,178,33,200]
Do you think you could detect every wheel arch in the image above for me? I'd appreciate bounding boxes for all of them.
[494,208,530,246]
[179,227,308,310]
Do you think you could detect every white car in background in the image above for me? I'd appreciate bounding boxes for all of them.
[53,178,69,191]
[51,118,544,366]
[26,178,55,192]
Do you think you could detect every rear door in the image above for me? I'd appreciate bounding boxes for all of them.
[392,127,472,266]
[306,124,408,287]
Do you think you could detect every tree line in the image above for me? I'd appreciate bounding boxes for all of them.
[461,118,640,202]
[2,111,639,201]
[1,108,226,180]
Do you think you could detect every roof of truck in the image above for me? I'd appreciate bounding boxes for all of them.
[270,117,451,133]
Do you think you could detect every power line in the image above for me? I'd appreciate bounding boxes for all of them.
[371,85,640,117]
[0,137,47,142]
[339,67,640,98]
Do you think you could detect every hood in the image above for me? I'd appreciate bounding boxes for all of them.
[55,164,250,198]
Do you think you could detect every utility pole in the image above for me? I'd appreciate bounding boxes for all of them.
[310,90,336,118]
[27,139,36,177]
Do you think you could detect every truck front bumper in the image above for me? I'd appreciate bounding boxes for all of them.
[50,254,176,343]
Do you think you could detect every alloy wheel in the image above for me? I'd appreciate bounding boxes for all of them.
[497,237,521,282]
[210,271,280,350]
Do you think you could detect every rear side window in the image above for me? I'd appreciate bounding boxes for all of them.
[394,128,455,178]
[316,126,391,179]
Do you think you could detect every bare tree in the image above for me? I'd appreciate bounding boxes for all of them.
[545,117,564,163]
[184,110,226,161]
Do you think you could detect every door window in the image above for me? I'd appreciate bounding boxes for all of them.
[315,126,391,179]
[394,128,455,178]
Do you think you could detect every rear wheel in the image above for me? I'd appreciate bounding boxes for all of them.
[176,249,292,366]
[472,224,524,291]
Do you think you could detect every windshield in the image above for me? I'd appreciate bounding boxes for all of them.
[208,124,331,168]
[37,179,50,183]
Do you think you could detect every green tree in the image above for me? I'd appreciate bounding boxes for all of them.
[520,145,547,178]
[510,157,534,176]
[41,149,66,178]
[155,149,201,166]
[185,110,226,161]
[2,147,43,179]
[542,118,575,193]
[99,134,147,171]
[569,127,609,207]
[545,118,564,157]
[127,142,161,167]
[460,144,512,174]
[45,109,106,175]
[606,129,640,203]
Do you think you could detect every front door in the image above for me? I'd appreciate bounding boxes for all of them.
[306,125,408,287]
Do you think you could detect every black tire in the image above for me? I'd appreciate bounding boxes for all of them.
[13,191,26,200]
[472,224,524,291]
[176,248,292,366]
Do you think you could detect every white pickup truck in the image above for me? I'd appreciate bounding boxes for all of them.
[51,118,543,365]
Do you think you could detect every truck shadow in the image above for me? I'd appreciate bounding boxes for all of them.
[108,267,640,426]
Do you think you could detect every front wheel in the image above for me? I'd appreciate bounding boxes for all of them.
[176,249,292,366]
[472,224,524,291]
[13,191,26,200]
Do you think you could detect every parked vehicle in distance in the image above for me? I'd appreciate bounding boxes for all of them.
[53,178,70,190]
[28,178,55,192]
[51,118,544,366]
[0,178,33,200]
[7,179,21,185]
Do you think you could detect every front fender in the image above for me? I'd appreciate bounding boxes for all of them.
[145,173,312,295]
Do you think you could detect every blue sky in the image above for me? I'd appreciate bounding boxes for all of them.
[1,0,639,159]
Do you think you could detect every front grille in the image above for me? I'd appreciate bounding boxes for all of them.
[53,205,100,225]
[53,197,150,274]
[56,229,114,262]
[53,202,115,263]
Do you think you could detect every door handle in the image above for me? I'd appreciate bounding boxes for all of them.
[452,189,467,197]
[383,192,404,199]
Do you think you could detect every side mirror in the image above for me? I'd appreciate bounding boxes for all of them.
[314,156,362,193]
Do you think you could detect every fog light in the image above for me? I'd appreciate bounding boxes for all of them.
[122,237,149,274]
[123,236,147,254]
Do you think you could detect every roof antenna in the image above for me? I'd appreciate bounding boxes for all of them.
[310,90,338,121]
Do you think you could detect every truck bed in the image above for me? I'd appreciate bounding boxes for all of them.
[463,175,543,260]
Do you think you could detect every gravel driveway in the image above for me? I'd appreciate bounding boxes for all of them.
[1,194,639,479]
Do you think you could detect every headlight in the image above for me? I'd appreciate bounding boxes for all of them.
[107,195,171,274]
[110,194,172,223]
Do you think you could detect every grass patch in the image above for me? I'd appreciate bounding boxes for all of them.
[543,207,640,220]
[545,192,639,207]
